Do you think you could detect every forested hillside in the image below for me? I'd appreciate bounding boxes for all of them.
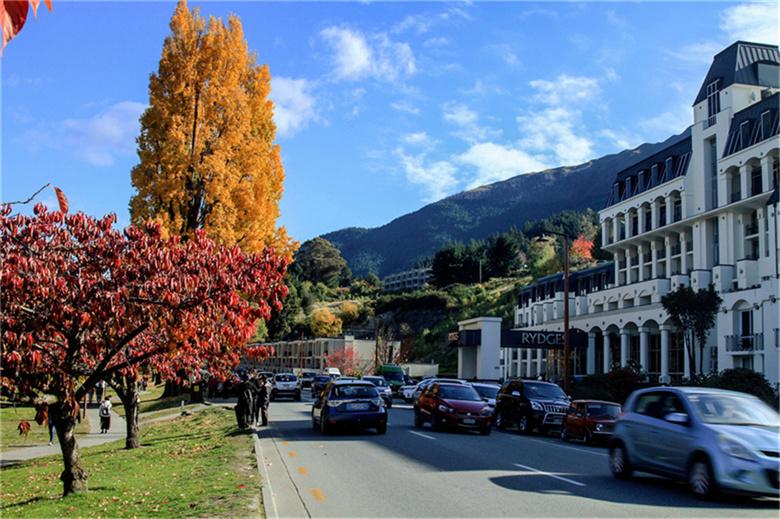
[323,130,689,278]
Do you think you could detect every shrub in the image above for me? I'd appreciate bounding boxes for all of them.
[604,368,646,404]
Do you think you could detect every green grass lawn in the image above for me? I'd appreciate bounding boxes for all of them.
[0,406,262,518]
[1,407,91,452]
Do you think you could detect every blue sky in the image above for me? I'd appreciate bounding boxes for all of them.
[2,1,778,244]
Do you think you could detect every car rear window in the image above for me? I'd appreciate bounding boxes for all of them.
[275,374,297,382]
[332,385,379,399]
[587,404,621,418]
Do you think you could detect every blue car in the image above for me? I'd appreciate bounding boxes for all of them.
[609,386,780,499]
[312,380,387,435]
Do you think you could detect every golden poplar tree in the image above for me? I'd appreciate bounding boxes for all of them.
[130,0,295,258]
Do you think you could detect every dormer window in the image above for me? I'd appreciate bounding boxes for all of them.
[706,80,720,128]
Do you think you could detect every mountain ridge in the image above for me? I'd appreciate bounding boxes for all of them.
[322,129,690,279]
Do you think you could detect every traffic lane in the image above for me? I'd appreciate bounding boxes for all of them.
[264,401,779,517]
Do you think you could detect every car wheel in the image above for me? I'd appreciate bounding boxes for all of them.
[414,408,424,428]
[386,400,392,409]
[319,413,330,435]
[561,427,569,441]
[583,429,593,445]
[312,413,318,431]
[609,443,633,479]
[495,411,506,430]
[376,422,387,435]
[480,427,491,436]
[518,414,530,434]
[431,413,442,431]
[689,457,717,500]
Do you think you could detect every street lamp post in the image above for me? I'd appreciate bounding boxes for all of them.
[537,231,573,394]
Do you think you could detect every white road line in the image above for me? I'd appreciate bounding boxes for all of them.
[513,463,586,487]
[409,430,436,440]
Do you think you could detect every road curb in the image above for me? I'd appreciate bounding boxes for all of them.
[253,422,310,519]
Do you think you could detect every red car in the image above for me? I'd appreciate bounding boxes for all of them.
[561,400,621,444]
[414,382,493,435]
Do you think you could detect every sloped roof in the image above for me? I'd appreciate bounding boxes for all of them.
[693,41,780,105]
[722,91,779,158]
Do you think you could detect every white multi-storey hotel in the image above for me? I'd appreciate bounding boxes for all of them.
[502,41,779,387]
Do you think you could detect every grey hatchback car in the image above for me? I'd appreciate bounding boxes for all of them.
[609,386,780,499]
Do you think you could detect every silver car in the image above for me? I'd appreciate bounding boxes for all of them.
[363,376,393,408]
[609,386,780,499]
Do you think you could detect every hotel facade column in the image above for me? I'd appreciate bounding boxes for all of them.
[526,350,534,379]
[639,327,649,373]
[603,333,612,373]
[587,332,596,374]
[660,324,670,382]
[620,329,631,367]
[536,348,544,378]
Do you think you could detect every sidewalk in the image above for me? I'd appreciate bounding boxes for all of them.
[0,403,127,467]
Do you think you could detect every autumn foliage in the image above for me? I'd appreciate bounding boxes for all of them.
[1,203,288,494]
[0,0,51,55]
[570,234,594,263]
[324,347,360,377]
[310,308,343,338]
[130,0,295,259]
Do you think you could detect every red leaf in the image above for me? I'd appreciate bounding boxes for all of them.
[17,420,31,437]
[1,0,28,55]
[52,186,68,214]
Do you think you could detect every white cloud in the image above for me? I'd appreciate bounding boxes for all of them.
[639,104,692,139]
[516,107,594,166]
[395,148,458,202]
[401,132,436,148]
[56,102,146,166]
[529,74,601,106]
[456,142,550,188]
[271,77,317,138]
[442,101,501,143]
[721,3,779,45]
[391,101,420,114]
[320,26,416,83]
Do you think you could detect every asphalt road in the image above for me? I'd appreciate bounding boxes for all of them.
[256,396,779,518]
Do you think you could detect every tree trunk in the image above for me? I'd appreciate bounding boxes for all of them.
[51,402,89,496]
[111,374,141,449]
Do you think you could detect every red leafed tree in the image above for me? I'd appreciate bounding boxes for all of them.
[570,234,594,264]
[1,0,52,55]
[324,347,360,377]
[0,203,288,496]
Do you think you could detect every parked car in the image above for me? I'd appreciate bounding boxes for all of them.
[376,364,406,395]
[362,376,393,408]
[311,375,332,398]
[297,371,318,389]
[271,373,301,401]
[414,382,492,435]
[609,387,780,499]
[322,367,341,378]
[471,382,499,408]
[493,379,569,435]
[561,400,622,444]
[312,380,387,435]
[412,378,466,403]
[400,382,419,403]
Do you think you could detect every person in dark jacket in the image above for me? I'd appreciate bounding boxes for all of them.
[257,375,271,426]
[235,378,254,429]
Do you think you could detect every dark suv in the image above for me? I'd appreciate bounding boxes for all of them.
[494,379,569,435]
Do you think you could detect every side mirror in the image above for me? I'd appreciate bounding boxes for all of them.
[511,391,521,397]
[665,412,688,425]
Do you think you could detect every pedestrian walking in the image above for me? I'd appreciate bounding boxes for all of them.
[258,375,271,426]
[95,380,105,402]
[48,419,56,446]
[99,396,112,433]
[235,377,253,429]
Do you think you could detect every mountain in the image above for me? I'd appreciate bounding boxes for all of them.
[322,130,690,279]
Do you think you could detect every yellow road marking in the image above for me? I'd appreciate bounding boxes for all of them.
[282,441,289,446]
[289,452,297,458]
[298,467,308,475]
[311,488,326,501]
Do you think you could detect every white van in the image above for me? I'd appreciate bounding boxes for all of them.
[322,367,341,378]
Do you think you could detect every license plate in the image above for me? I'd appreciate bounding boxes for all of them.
[462,418,476,424]
[347,402,369,411]
[549,417,561,424]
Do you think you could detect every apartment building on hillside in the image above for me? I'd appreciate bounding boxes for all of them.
[507,41,780,387]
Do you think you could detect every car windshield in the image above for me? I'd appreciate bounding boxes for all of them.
[383,372,404,382]
[315,376,331,383]
[689,393,780,426]
[439,385,482,401]
[524,382,567,400]
[587,404,621,418]
[367,378,388,386]
[332,385,379,399]
[275,375,296,382]
[473,386,498,399]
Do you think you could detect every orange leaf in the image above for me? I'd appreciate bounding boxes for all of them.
[53,186,68,214]
[17,420,31,437]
